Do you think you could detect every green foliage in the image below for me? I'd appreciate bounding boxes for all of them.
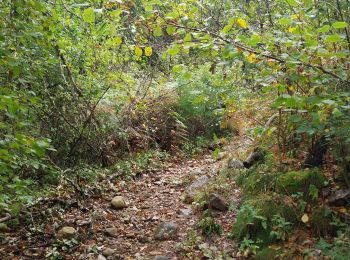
[316,228,350,260]
[197,210,223,236]
[270,214,292,241]
[0,93,55,213]
[175,64,241,139]
[231,193,298,246]
[110,150,169,179]
[239,238,261,257]
[231,204,268,242]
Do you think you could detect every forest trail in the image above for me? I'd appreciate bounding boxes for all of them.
[1,137,250,260]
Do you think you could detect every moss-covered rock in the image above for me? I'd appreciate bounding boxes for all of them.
[276,169,326,198]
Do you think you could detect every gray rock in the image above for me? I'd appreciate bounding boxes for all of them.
[178,208,192,217]
[188,175,210,190]
[97,254,107,260]
[191,168,204,175]
[102,247,115,257]
[57,226,76,239]
[227,158,244,169]
[216,152,227,161]
[208,193,228,211]
[328,189,350,206]
[154,222,179,240]
[111,196,127,209]
[154,256,170,260]
[105,227,118,237]
[183,175,210,204]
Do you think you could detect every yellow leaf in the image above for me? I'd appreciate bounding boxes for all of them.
[301,214,309,223]
[288,27,296,33]
[246,53,256,63]
[135,46,143,56]
[115,36,122,45]
[291,14,300,19]
[339,207,347,214]
[144,46,153,56]
[237,18,248,29]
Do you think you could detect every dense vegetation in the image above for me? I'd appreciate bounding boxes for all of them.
[1,0,350,259]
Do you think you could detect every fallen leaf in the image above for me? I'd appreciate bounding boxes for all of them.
[301,213,309,223]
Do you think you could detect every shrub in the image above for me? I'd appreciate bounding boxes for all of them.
[231,193,298,246]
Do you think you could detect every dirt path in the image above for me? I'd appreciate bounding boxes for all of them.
[1,138,250,260]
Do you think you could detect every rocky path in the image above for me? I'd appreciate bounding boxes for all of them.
[1,138,250,260]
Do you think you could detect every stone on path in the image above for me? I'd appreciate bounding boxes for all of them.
[208,193,228,211]
[102,247,115,257]
[154,222,179,240]
[105,227,118,237]
[183,175,210,204]
[328,189,350,206]
[178,208,192,217]
[154,256,171,260]
[111,196,127,209]
[216,152,228,161]
[97,254,106,260]
[227,158,244,169]
[57,226,76,239]
[188,175,210,190]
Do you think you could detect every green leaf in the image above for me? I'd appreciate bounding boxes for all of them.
[82,8,95,23]
[167,45,180,56]
[285,0,298,7]
[153,26,163,37]
[324,34,341,43]
[332,108,342,117]
[184,33,192,42]
[222,25,232,34]
[183,72,192,80]
[166,26,176,35]
[172,64,184,73]
[279,18,292,25]
[317,25,330,33]
[332,21,348,29]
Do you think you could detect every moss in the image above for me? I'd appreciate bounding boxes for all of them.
[276,169,326,198]
[231,193,298,246]
[310,207,337,236]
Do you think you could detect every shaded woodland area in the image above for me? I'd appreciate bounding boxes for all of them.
[1,0,350,259]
